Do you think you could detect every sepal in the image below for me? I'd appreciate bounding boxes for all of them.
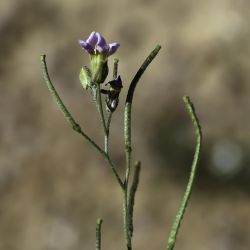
[79,66,92,89]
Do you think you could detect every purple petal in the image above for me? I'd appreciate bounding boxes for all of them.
[86,31,98,47]
[108,43,120,56]
[79,40,94,54]
[96,32,109,53]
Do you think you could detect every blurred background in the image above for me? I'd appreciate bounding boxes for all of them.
[0,0,250,249]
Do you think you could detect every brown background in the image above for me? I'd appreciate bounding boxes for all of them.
[0,0,250,249]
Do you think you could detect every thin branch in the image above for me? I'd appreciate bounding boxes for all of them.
[104,58,119,153]
[105,112,112,152]
[113,58,119,79]
[128,161,141,238]
[166,96,202,250]
[125,45,161,104]
[124,44,161,185]
[96,84,107,134]
[41,54,124,188]
[40,54,103,155]
[95,218,103,250]
[107,112,113,133]
[105,154,124,189]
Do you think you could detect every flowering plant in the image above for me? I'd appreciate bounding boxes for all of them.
[41,31,202,250]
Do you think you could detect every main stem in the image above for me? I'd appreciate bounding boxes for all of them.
[122,45,161,250]
[123,102,132,250]
[122,185,131,250]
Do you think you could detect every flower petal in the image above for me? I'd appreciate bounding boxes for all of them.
[108,43,120,56]
[96,32,109,53]
[86,31,98,47]
[79,40,94,54]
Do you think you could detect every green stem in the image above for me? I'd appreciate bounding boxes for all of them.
[122,187,131,250]
[96,218,103,250]
[166,96,202,250]
[124,103,132,184]
[123,45,162,250]
[96,84,107,146]
[105,154,124,189]
[104,58,118,154]
[41,54,123,189]
[40,54,103,155]
[124,44,161,184]
[105,112,112,152]
[124,44,161,180]
[128,161,141,238]
[125,45,161,104]
[113,58,119,79]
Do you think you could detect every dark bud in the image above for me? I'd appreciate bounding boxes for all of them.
[105,75,123,112]
[108,75,123,90]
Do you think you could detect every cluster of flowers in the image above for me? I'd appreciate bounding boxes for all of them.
[79,31,122,112]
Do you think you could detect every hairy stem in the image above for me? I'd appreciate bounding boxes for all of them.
[40,54,103,154]
[96,218,103,250]
[41,54,123,188]
[128,161,141,238]
[122,187,131,250]
[123,45,161,250]
[166,96,202,250]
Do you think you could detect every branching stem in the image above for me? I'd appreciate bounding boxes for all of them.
[40,54,123,189]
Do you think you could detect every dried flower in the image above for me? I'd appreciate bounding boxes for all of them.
[105,76,123,112]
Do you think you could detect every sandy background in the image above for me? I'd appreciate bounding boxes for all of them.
[0,0,250,249]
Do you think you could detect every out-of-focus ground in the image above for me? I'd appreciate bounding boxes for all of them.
[0,0,250,249]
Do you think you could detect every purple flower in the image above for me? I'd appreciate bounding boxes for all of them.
[79,32,120,56]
